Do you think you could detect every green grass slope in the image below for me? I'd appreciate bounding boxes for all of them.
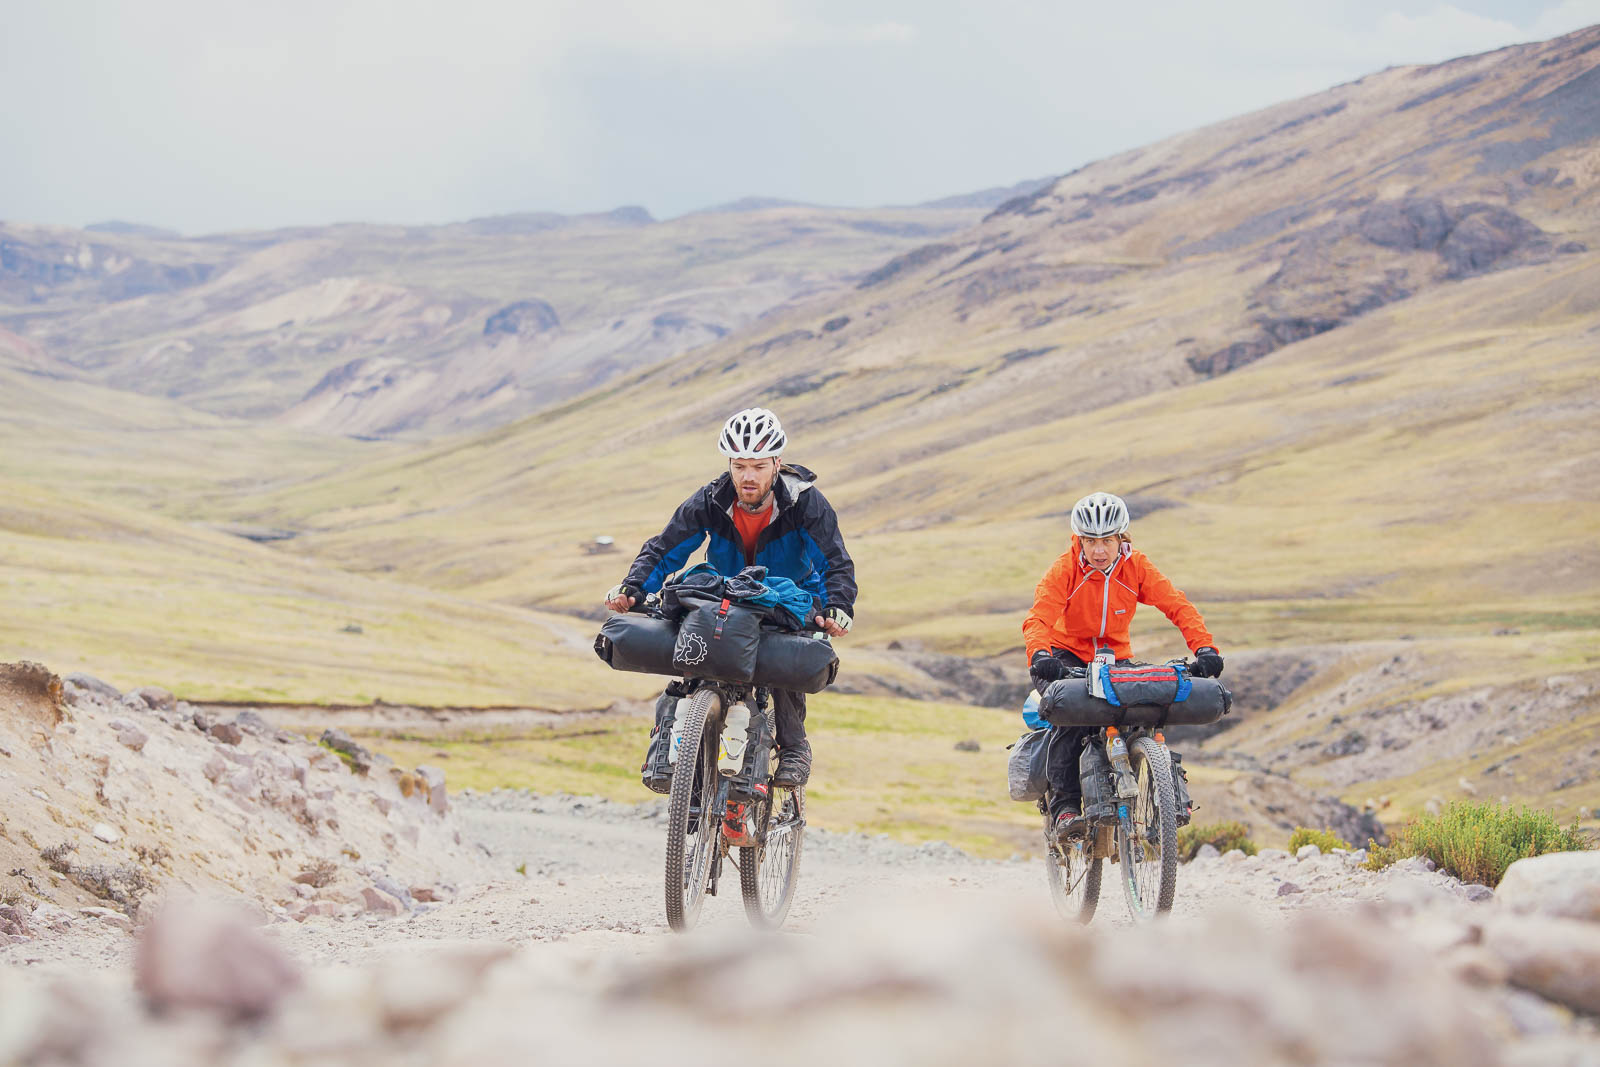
[0,476,650,707]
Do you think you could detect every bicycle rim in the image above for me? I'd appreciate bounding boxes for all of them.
[1119,736,1179,921]
[740,785,804,928]
[1044,815,1101,924]
[665,690,719,932]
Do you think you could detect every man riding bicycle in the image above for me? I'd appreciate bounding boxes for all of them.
[1023,491,1223,836]
[605,407,857,788]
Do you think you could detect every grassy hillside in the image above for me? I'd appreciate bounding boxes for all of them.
[0,475,656,707]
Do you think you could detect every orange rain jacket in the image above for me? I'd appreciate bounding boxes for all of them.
[1023,537,1215,664]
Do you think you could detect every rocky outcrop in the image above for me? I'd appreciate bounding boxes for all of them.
[856,243,959,288]
[0,662,485,934]
[1188,197,1554,378]
[483,299,560,337]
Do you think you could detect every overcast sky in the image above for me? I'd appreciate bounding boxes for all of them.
[3,0,1596,234]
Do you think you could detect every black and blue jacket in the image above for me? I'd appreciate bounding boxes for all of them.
[624,464,857,616]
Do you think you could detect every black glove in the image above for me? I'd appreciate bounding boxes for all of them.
[1192,647,1224,678]
[1030,650,1066,692]
[606,583,644,609]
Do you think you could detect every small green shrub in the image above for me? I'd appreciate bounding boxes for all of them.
[1177,820,1258,861]
[1364,801,1593,886]
[1287,827,1352,853]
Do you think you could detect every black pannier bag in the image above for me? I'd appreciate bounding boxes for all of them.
[640,687,682,794]
[1079,738,1116,820]
[1007,729,1051,802]
[752,631,839,694]
[1170,750,1194,826]
[594,614,679,676]
[1040,671,1231,728]
[673,600,762,683]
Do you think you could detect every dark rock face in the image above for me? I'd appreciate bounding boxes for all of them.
[1439,206,1543,277]
[1189,197,1544,378]
[1354,197,1541,275]
[319,728,374,775]
[773,371,844,397]
[1322,731,1368,758]
[1187,338,1274,378]
[857,243,958,289]
[1358,198,1453,251]
[483,299,560,337]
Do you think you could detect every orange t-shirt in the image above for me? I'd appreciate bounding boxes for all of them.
[731,501,774,564]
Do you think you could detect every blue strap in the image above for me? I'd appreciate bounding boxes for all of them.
[1173,663,1192,703]
[1098,662,1121,706]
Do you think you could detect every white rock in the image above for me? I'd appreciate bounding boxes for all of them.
[79,906,132,932]
[415,764,448,816]
[374,943,514,1029]
[135,895,300,1017]
[91,822,121,844]
[1495,851,1600,922]
[1195,843,1221,861]
[1258,848,1291,862]
[360,887,405,917]
[1483,914,1600,1016]
[1296,844,1322,861]
[108,718,149,751]
[1222,848,1246,862]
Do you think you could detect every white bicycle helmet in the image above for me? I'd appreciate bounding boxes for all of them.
[718,407,787,459]
[1070,492,1130,538]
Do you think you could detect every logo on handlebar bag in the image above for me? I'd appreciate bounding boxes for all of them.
[674,631,710,667]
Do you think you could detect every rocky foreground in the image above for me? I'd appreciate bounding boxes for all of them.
[2,662,1599,1065]
[0,661,488,942]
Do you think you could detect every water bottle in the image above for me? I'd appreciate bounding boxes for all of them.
[1088,646,1115,700]
[719,702,751,775]
[1105,727,1139,799]
[667,697,690,764]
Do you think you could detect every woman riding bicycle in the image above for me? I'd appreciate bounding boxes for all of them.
[1023,491,1223,837]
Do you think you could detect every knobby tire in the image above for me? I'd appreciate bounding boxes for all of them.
[739,784,804,928]
[665,689,719,932]
[1119,735,1178,920]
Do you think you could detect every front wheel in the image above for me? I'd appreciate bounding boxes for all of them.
[740,784,804,928]
[1118,735,1178,920]
[665,689,719,931]
[1044,810,1101,923]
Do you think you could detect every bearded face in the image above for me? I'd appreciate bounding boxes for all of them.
[730,457,780,508]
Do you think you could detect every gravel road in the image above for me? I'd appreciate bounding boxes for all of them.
[264,787,1486,967]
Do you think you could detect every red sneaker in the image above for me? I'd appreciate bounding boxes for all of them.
[1053,809,1084,839]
